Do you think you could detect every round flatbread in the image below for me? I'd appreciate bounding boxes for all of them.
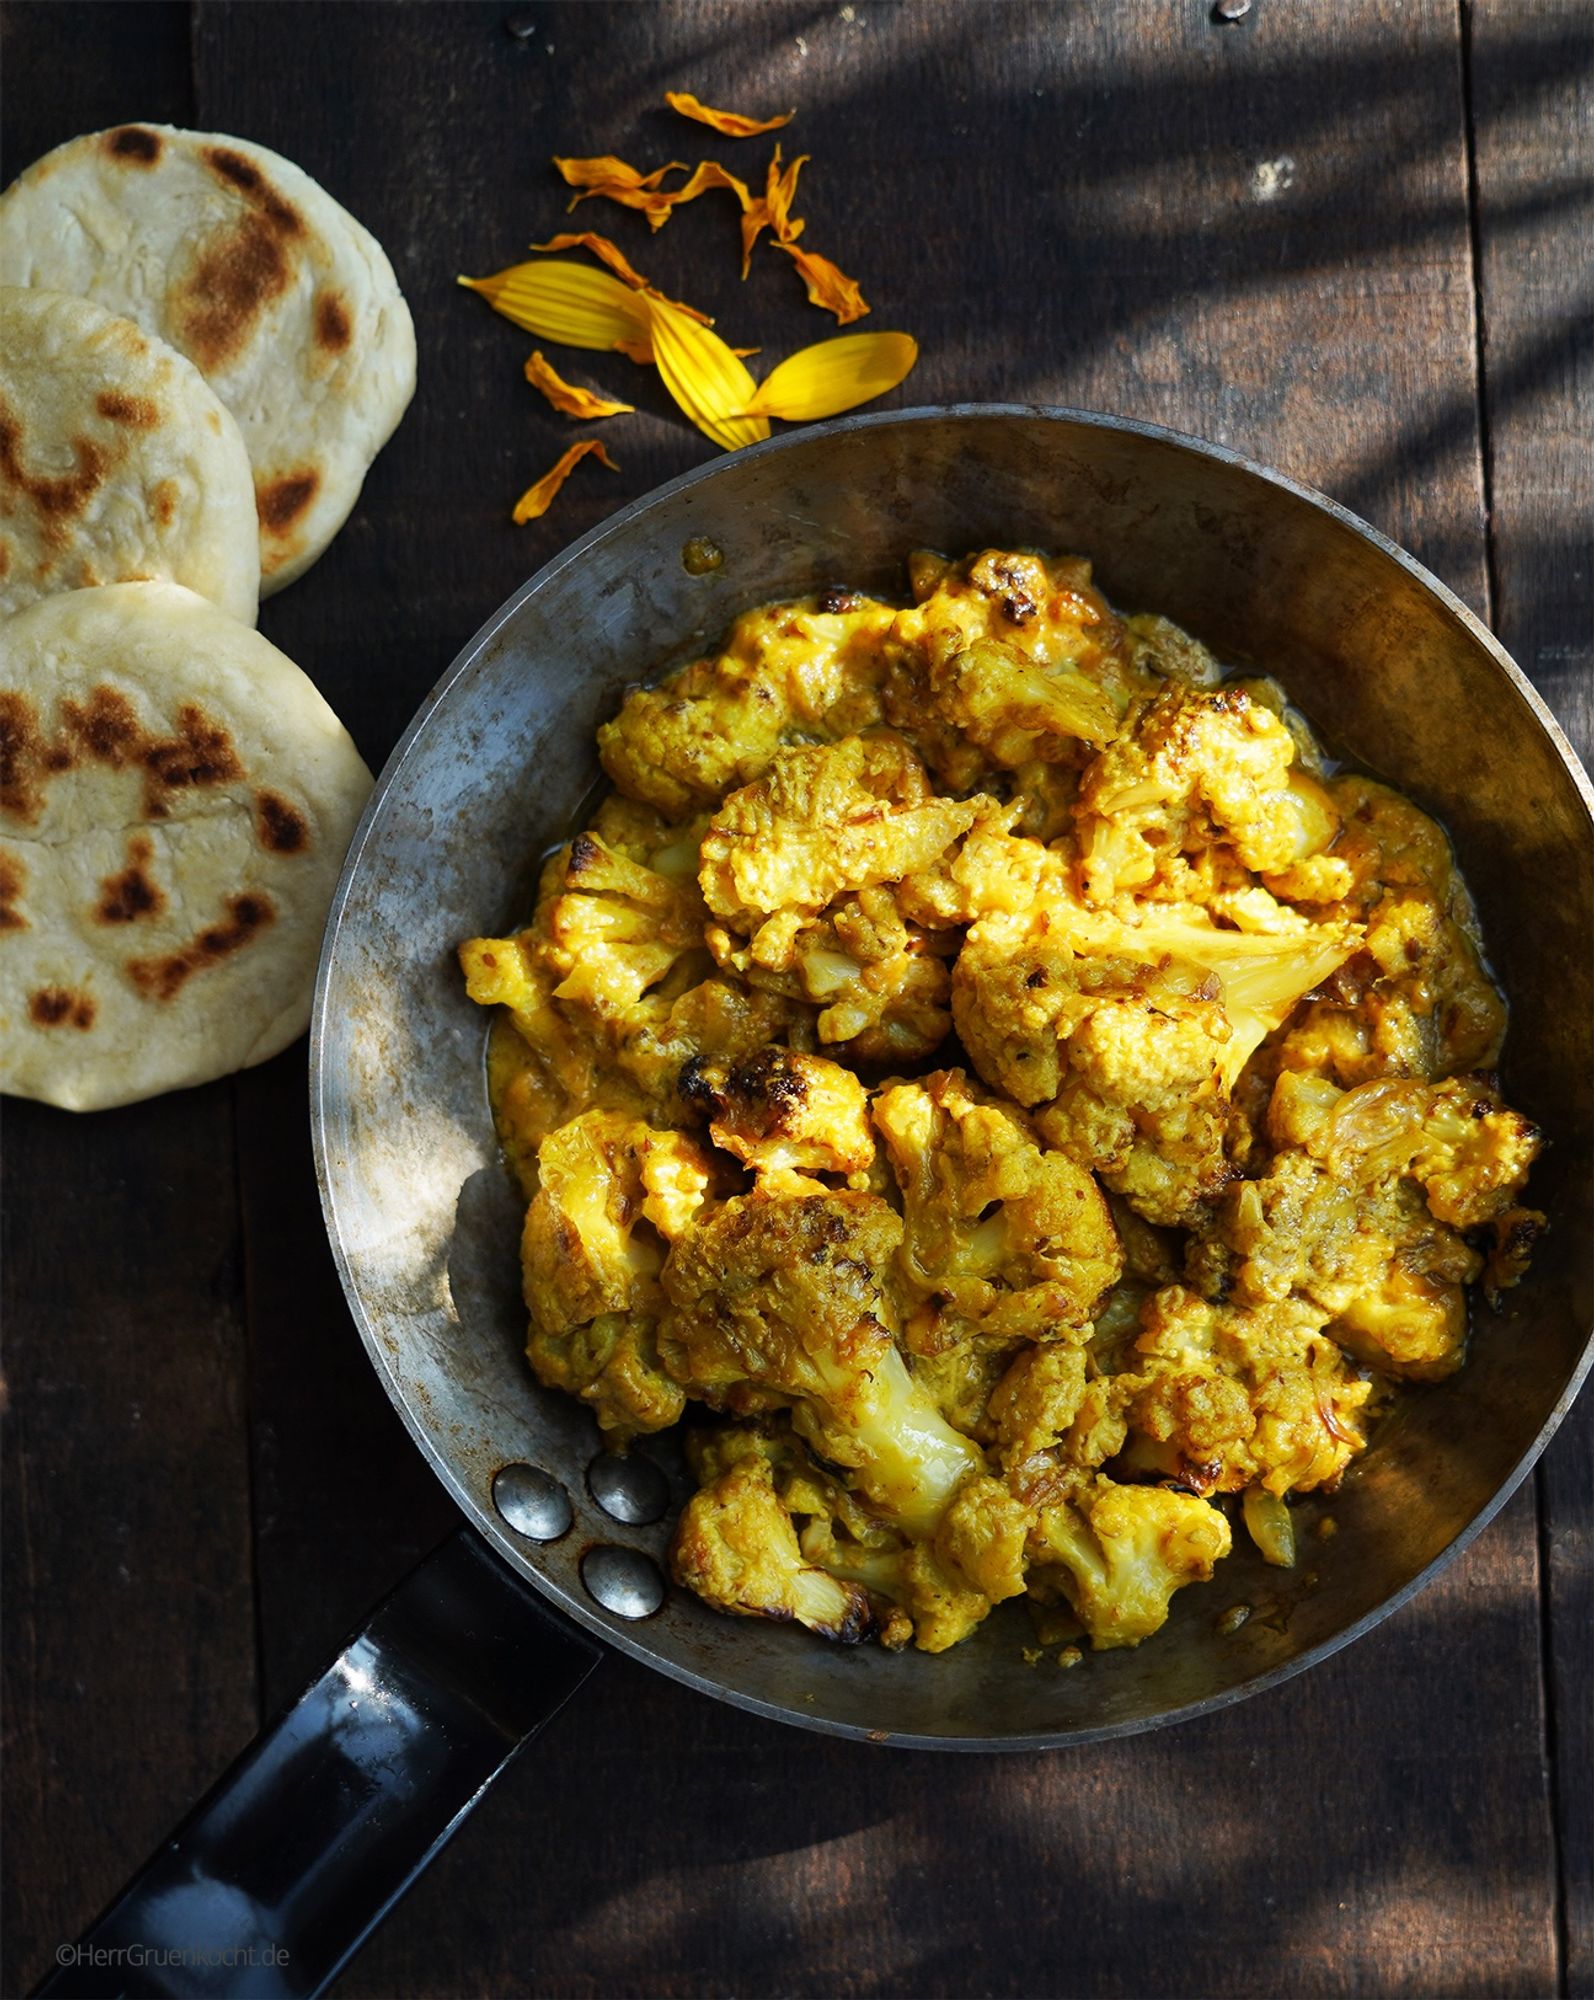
[0,124,416,595]
[0,581,373,1110]
[0,287,260,623]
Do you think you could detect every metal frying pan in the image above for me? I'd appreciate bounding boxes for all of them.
[42,409,1594,2000]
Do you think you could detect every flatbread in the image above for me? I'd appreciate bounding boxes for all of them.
[0,581,373,1110]
[0,125,416,594]
[0,286,260,623]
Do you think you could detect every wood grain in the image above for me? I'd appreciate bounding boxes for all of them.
[0,9,258,1996]
[1468,4,1594,1993]
[0,0,1583,1994]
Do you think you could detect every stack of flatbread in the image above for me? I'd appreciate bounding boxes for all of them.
[0,126,417,1110]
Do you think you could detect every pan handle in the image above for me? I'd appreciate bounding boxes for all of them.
[34,1528,603,2000]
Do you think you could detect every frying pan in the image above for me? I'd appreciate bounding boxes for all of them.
[40,409,1594,2000]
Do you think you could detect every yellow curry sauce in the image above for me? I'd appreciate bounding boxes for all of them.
[462,549,1543,1656]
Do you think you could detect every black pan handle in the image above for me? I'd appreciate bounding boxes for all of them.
[35,1528,603,2000]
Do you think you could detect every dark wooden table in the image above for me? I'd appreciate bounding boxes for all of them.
[3,4,1590,1995]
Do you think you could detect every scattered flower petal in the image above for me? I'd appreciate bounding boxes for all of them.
[555,153,690,228]
[530,232,715,324]
[740,146,808,276]
[512,439,619,523]
[665,91,795,137]
[459,260,652,353]
[524,351,635,418]
[645,297,772,451]
[743,331,917,419]
[778,241,870,323]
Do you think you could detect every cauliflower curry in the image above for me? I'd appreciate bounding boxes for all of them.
[460,549,1543,1658]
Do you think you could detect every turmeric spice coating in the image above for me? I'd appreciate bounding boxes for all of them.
[460,548,1542,1656]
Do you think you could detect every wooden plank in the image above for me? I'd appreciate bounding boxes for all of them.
[0,9,263,1996]
[1466,5,1594,1992]
[181,3,1560,1996]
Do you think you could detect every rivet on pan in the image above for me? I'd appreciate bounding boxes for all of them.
[504,9,538,38]
[587,1452,670,1526]
[582,1545,667,1620]
[1212,0,1252,19]
[492,1464,572,1541]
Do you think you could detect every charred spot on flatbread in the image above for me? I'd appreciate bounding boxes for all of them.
[254,789,310,855]
[256,469,320,537]
[140,703,245,815]
[95,834,166,924]
[151,480,179,528]
[201,146,304,237]
[29,986,96,1029]
[95,390,160,428]
[0,851,26,931]
[0,396,111,538]
[61,685,142,768]
[127,890,275,1001]
[314,290,352,354]
[104,127,162,166]
[175,216,295,372]
[0,691,50,823]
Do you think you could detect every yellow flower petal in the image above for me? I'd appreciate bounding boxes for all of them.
[665,92,795,138]
[550,153,752,232]
[459,260,652,354]
[645,297,771,452]
[778,242,870,323]
[512,439,619,524]
[743,332,918,420]
[529,231,715,325]
[767,147,808,241]
[524,351,634,419]
[553,155,686,193]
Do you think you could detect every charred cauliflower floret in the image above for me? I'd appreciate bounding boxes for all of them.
[680,1043,875,1175]
[520,1111,722,1439]
[597,595,896,816]
[1123,1285,1375,1493]
[1029,1476,1231,1650]
[659,1189,985,1532]
[1074,682,1343,907]
[463,552,1539,1666]
[872,1068,1122,1345]
[882,548,1147,788]
[671,1453,877,1642]
[700,734,980,931]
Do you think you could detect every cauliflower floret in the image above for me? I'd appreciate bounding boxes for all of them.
[1122,1285,1375,1492]
[543,828,709,1027]
[1196,1148,1479,1381]
[1267,1069,1541,1233]
[699,734,980,930]
[1074,681,1342,907]
[679,1043,876,1175]
[709,883,957,1062]
[872,1068,1122,1344]
[1029,1476,1231,1649]
[1189,1069,1543,1379]
[953,916,1238,1227]
[526,1310,685,1441]
[671,1454,877,1642]
[520,1111,719,1438]
[921,636,1118,768]
[597,595,897,816]
[934,1472,1033,1603]
[1264,776,1507,1085]
[659,1189,985,1532]
[882,549,1146,788]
